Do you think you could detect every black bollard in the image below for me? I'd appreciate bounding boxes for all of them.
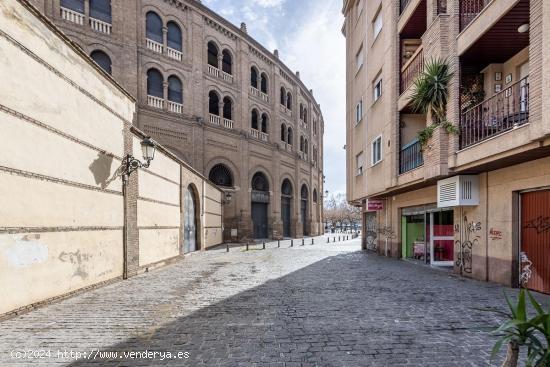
[263,242,266,250]
[301,238,305,246]
[246,243,249,251]
[291,239,294,247]
[327,237,329,243]
[311,238,314,245]
[278,240,280,248]
[226,243,229,252]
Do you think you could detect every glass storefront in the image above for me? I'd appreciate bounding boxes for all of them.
[401,206,454,267]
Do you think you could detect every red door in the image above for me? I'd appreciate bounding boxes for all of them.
[521,190,550,294]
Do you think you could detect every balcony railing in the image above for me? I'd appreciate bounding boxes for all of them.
[146,39,163,54]
[250,87,269,103]
[299,151,309,161]
[400,45,424,94]
[60,7,84,25]
[280,104,292,117]
[209,113,221,126]
[90,17,111,34]
[250,86,260,97]
[250,129,268,142]
[460,0,490,31]
[400,0,412,14]
[399,139,423,174]
[167,47,182,61]
[168,101,183,114]
[207,65,219,78]
[300,121,307,131]
[147,95,164,110]
[221,71,234,83]
[460,77,529,149]
[222,118,234,129]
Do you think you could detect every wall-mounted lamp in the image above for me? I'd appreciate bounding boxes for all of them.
[223,191,233,204]
[121,137,156,183]
[518,24,530,33]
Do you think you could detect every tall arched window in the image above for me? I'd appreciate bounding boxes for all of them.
[209,91,220,115]
[146,11,163,43]
[207,41,219,68]
[282,179,293,196]
[260,73,268,94]
[300,136,304,152]
[299,103,304,120]
[313,189,318,203]
[209,164,233,187]
[222,50,232,74]
[280,123,286,142]
[286,91,292,110]
[287,127,293,146]
[223,97,232,120]
[304,139,309,155]
[89,0,111,22]
[167,21,182,51]
[261,113,268,133]
[146,68,163,98]
[252,172,269,192]
[280,87,286,105]
[303,110,308,123]
[90,50,112,75]
[251,109,259,130]
[167,75,182,104]
[61,0,84,13]
[251,67,258,88]
[301,185,309,200]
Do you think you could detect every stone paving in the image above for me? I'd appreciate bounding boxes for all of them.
[1,236,548,367]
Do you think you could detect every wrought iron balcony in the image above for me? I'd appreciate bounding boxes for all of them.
[460,0,490,31]
[399,139,423,174]
[460,77,529,149]
[400,45,424,94]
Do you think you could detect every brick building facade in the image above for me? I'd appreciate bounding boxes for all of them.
[30,0,325,241]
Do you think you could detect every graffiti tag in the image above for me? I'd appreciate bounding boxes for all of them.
[455,216,481,274]
[520,252,533,286]
[524,216,550,234]
[489,228,503,241]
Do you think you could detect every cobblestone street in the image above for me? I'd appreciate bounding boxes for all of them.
[1,237,547,367]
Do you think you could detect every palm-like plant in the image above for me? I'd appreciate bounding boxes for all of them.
[409,58,453,123]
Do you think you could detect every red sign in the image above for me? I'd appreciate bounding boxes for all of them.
[367,200,384,211]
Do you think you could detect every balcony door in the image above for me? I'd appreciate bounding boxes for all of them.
[519,61,529,113]
[427,210,454,267]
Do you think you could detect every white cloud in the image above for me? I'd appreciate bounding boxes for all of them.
[251,0,285,8]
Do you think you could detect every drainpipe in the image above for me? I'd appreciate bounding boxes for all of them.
[485,172,489,282]
[385,197,389,257]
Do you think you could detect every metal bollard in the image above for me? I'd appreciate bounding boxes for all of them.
[263,242,266,250]
[278,240,280,248]
[301,238,305,246]
[246,243,249,251]
[226,243,229,252]
[291,239,294,247]
[311,238,314,245]
[338,236,340,241]
[327,237,329,243]
[333,237,336,243]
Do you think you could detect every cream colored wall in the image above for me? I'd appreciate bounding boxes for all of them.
[204,182,223,248]
[0,0,132,315]
[400,114,425,147]
[482,47,529,99]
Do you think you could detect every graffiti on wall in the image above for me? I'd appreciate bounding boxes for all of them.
[455,216,481,274]
[489,228,503,241]
[520,252,533,286]
[524,216,550,234]
[365,212,378,251]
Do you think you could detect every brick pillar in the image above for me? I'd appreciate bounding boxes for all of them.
[123,124,139,278]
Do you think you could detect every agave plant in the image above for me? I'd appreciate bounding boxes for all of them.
[409,58,453,123]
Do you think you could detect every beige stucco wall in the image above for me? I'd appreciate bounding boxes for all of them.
[0,0,132,315]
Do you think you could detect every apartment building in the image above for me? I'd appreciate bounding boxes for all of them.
[29,0,325,242]
[343,0,550,294]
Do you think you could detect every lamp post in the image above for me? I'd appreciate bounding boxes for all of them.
[121,136,156,184]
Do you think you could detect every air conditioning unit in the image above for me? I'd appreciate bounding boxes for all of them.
[437,175,479,208]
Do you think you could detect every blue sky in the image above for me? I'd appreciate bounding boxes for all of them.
[203,0,347,196]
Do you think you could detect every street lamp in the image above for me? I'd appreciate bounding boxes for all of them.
[121,136,156,183]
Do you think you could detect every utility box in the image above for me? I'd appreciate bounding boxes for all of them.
[437,175,480,207]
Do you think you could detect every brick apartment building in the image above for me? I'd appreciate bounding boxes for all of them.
[343,0,550,293]
[29,0,325,242]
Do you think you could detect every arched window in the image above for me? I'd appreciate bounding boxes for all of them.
[223,97,232,120]
[261,113,268,133]
[260,73,268,94]
[209,91,220,115]
[301,184,309,200]
[299,103,304,120]
[313,189,318,203]
[300,136,304,152]
[167,21,182,51]
[89,0,111,22]
[222,50,232,74]
[167,75,182,104]
[304,109,308,123]
[287,127,293,145]
[61,0,84,13]
[286,91,292,110]
[280,87,286,105]
[146,11,163,43]
[146,68,163,98]
[252,172,269,192]
[90,50,112,75]
[313,119,317,134]
[207,41,219,68]
[282,179,293,197]
[251,109,259,130]
[304,139,309,155]
[209,164,233,187]
[251,67,258,88]
[280,123,286,142]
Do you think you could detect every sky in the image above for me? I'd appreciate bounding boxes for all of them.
[202,0,347,196]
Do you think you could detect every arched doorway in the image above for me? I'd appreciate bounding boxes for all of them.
[251,172,269,239]
[301,184,309,236]
[183,185,198,253]
[281,179,293,238]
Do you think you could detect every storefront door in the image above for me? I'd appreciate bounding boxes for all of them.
[428,210,454,267]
